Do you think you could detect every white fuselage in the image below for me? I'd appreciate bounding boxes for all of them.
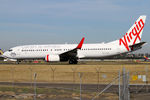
[3,40,127,60]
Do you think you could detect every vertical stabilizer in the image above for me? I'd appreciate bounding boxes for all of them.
[119,15,146,51]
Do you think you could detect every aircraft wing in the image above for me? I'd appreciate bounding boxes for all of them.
[59,37,85,60]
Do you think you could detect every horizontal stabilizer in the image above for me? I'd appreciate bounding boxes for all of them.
[129,42,146,51]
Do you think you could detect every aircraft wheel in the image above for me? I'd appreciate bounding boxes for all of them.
[16,61,20,64]
[69,59,78,64]
[69,59,73,64]
[74,60,78,64]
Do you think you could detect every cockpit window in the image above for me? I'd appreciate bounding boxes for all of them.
[8,49,13,52]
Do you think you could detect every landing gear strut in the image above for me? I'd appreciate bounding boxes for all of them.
[16,61,20,64]
[69,59,78,64]
[16,60,21,64]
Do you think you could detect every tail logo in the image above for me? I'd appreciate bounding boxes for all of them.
[119,18,144,51]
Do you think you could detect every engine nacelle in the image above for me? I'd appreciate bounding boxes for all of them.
[45,54,60,62]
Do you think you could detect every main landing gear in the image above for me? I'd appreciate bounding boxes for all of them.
[16,60,22,64]
[69,59,78,64]
[16,61,20,64]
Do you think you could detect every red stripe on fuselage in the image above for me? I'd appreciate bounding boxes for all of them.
[47,55,49,62]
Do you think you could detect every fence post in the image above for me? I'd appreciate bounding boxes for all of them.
[34,73,37,100]
[95,67,101,91]
[118,71,121,100]
[71,67,77,83]
[78,72,83,100]
[11,67,15,91]
[145,66,149,92]
[127,71,130,100]
[50,66,56,82]
[121,68,130,100]
[29,67,33,88]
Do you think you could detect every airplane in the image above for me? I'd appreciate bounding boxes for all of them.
[0,49,3,55]
[0,15,147,64]
[144,56,150,61]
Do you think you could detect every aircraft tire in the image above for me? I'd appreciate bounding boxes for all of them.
[69,59,78,64]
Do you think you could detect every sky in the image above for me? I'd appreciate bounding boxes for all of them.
[0,0,150,53]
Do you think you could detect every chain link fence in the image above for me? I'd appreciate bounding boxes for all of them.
[0,65,149,85]
[0,65,150,100]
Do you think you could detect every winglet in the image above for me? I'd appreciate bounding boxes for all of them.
[0,49,3,55]
[76,37,85,49]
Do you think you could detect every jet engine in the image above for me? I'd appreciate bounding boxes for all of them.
[45,54,60,62]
